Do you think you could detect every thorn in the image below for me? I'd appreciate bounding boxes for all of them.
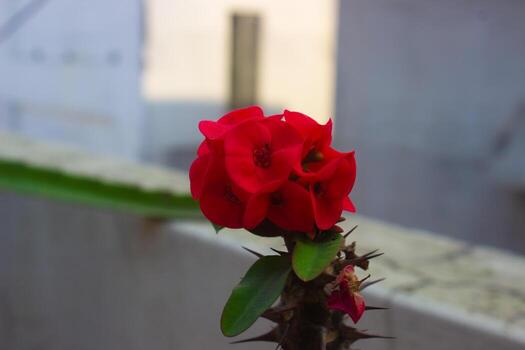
[341,252,384,269]
[261,303,297,323]
[275,323,290,350]
[343,225,358,238]
[231,327,280,344]
[354,332,395,340]
[340,325,395,340]
[262,303,297,322]
[362,249,379,258]
[242,246,264,258]
[359,274,371,284]
[270,248,288,256]
[358,249,384,260]
[364,252,384,260]
[360,278,386,291]
[365,306,390,311]
[261,312,281,323]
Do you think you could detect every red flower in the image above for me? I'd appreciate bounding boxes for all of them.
[224,118,303,193]
[198,157,248,228]
[284,110,332,158]
[189,140,212,200]
[189,106,357,234]
[190,105,257,200]
[243,180,315,234]
[199,106,264,140]
[327,265,366,323]
[307,153,357,230]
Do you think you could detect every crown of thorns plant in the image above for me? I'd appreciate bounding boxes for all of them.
[190,106,391,349]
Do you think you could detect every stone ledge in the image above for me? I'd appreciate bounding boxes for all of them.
[173,216,525,349]
[0,131,189,194]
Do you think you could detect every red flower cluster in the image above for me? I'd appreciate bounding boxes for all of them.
[190,106,356,235]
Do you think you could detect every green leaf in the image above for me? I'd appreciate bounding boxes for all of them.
[212,223,224,233]
[221,255,291,337]
[0,159,201,219]
[292,233,343,281]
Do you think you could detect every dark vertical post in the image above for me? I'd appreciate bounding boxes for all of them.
[229,13,260,110]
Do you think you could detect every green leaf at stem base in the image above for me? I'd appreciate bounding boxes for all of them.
[292,232,343,281]
[221,255,291,337]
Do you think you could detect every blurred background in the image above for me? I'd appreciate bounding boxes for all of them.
[2,0,523,253]
[0,1,524,349]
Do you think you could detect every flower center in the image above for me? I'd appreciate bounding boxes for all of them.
[313,182,326,197]
[303,148,324,164]
[224,185,240,204]
[253,143,272,168]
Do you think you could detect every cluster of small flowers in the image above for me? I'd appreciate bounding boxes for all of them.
[190,106,356,236]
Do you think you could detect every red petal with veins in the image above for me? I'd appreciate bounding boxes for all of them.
[224,119,302,193]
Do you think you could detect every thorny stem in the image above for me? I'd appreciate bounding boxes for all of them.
[279,236,384,349]
[235,229,389,349]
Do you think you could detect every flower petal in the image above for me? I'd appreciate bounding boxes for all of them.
[310,190,344,230]
[189,154,211,200]
[264,117,304,152]
[267,181,315,233]
[323,157,356,199]
[199,120,229,140]
[284,110,332,156]
[340,285,366,323]
[343,196,356,213]
[224,120,271,157]
[243,193,270,229]
[199,160,245,228]
[199,106,264,140]
[225,120,301,193]
[197,140,210,156]
[219,106,264,125]
[252,147,299,187]
[327,274,366,324]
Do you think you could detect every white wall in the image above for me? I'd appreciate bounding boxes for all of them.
[143,0,337,123]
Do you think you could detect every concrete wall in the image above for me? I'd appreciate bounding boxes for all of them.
[334,0,525,253]
[0,193,269,350]
[1,191,524,350]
